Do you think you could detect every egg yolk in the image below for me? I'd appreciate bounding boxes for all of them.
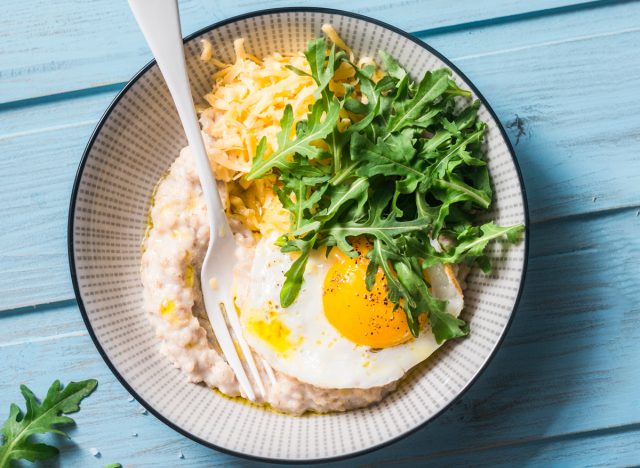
[246,312,299,355]
[322,238,412,348]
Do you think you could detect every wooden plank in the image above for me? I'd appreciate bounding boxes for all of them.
[0,317,240,468]
[1,3,639,311]
[370,427,640,467]
[420,1,640,223]
[0,91,116,310]
[0,208,638,466]
[206,0,607,35]
[0,0,614,104]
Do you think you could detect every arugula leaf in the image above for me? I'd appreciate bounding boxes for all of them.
[373,241,406,301]
[428,306,470,344]
[317,177,369,222]
[386,69,450,134]
[425,124,486,180]
[326,65,387,173]
[275,173,327,232]
[455,99,481,131]
[430,189,469,239]
[280,235,316,307]
[351,64,395,134]
[394,260,453,340]
[378,50,408,81]
[434,176,491,209]
[284,64,311,77]
[351,131,420,178]
[304,38,344,99]
[321,209,433,248]
[247,99,340,180]
[423,223,524,270]
[247,37,524,343]
[0,379,97,467]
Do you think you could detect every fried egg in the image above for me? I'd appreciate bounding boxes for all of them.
[234,234,463,389]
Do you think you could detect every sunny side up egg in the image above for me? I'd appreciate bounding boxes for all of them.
[234,233,464,390]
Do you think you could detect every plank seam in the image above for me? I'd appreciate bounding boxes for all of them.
[365,421,640,465]
[534,204,640,225]
[414,0,639,37]
[1,0,637,110]
[0,330,88,348]
[0,298,78,317]
[1,206,637,315]
[0,120,96,142]
[0,82,126,113]
[3,23,639,138]
[452,26,640,62]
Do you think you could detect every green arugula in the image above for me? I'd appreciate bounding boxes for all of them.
[247,99,340,181]
[247,37,524,343]
[423,223,525,272]
[304,38,345,99]
[386,69,453,134]
[0,379,97,467]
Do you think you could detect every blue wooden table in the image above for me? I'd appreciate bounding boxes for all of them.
[2,1,639,466]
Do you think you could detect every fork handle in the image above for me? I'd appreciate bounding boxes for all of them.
[128,0,226,232]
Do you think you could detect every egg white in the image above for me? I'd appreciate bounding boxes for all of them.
[234,233,464,389]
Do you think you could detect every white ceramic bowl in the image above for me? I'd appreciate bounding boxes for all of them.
[69,7,528,463]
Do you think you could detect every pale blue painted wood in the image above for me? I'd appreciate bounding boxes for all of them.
[376,428,640,467]
[0,0,612,104]
[0,208,638,466]
[1,1,640,311]
[0,92,115,310]
[2,0,640,466]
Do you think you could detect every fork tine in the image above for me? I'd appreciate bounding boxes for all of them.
[223,300,267,399]
[261,358,277,388]
[205,300,255,401]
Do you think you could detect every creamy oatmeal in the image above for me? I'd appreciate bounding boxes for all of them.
[136,26,506,415]
[141,149,398,414]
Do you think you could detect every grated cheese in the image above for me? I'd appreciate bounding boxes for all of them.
[196,25,379,235]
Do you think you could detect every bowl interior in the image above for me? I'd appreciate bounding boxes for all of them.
[70,9,527,462]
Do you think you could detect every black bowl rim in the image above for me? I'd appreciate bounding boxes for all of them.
[68,6,530,465]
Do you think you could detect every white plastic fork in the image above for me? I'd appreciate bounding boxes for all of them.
[129,0,267,401]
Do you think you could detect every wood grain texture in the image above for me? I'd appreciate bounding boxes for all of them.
[1,2,639,311]
[0,208,638,466]
[0,0,615,104]
[422,1,640,223]
[0,91,115,310]
[363,427,640,467]
[2,0,640,465]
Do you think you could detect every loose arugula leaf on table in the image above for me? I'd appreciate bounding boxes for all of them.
[247,36,524,343]
[0,379,98,467]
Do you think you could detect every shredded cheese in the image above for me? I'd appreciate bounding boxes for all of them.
[200,39,213,62]
[321,24,354,62]
[196,25,379,235]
